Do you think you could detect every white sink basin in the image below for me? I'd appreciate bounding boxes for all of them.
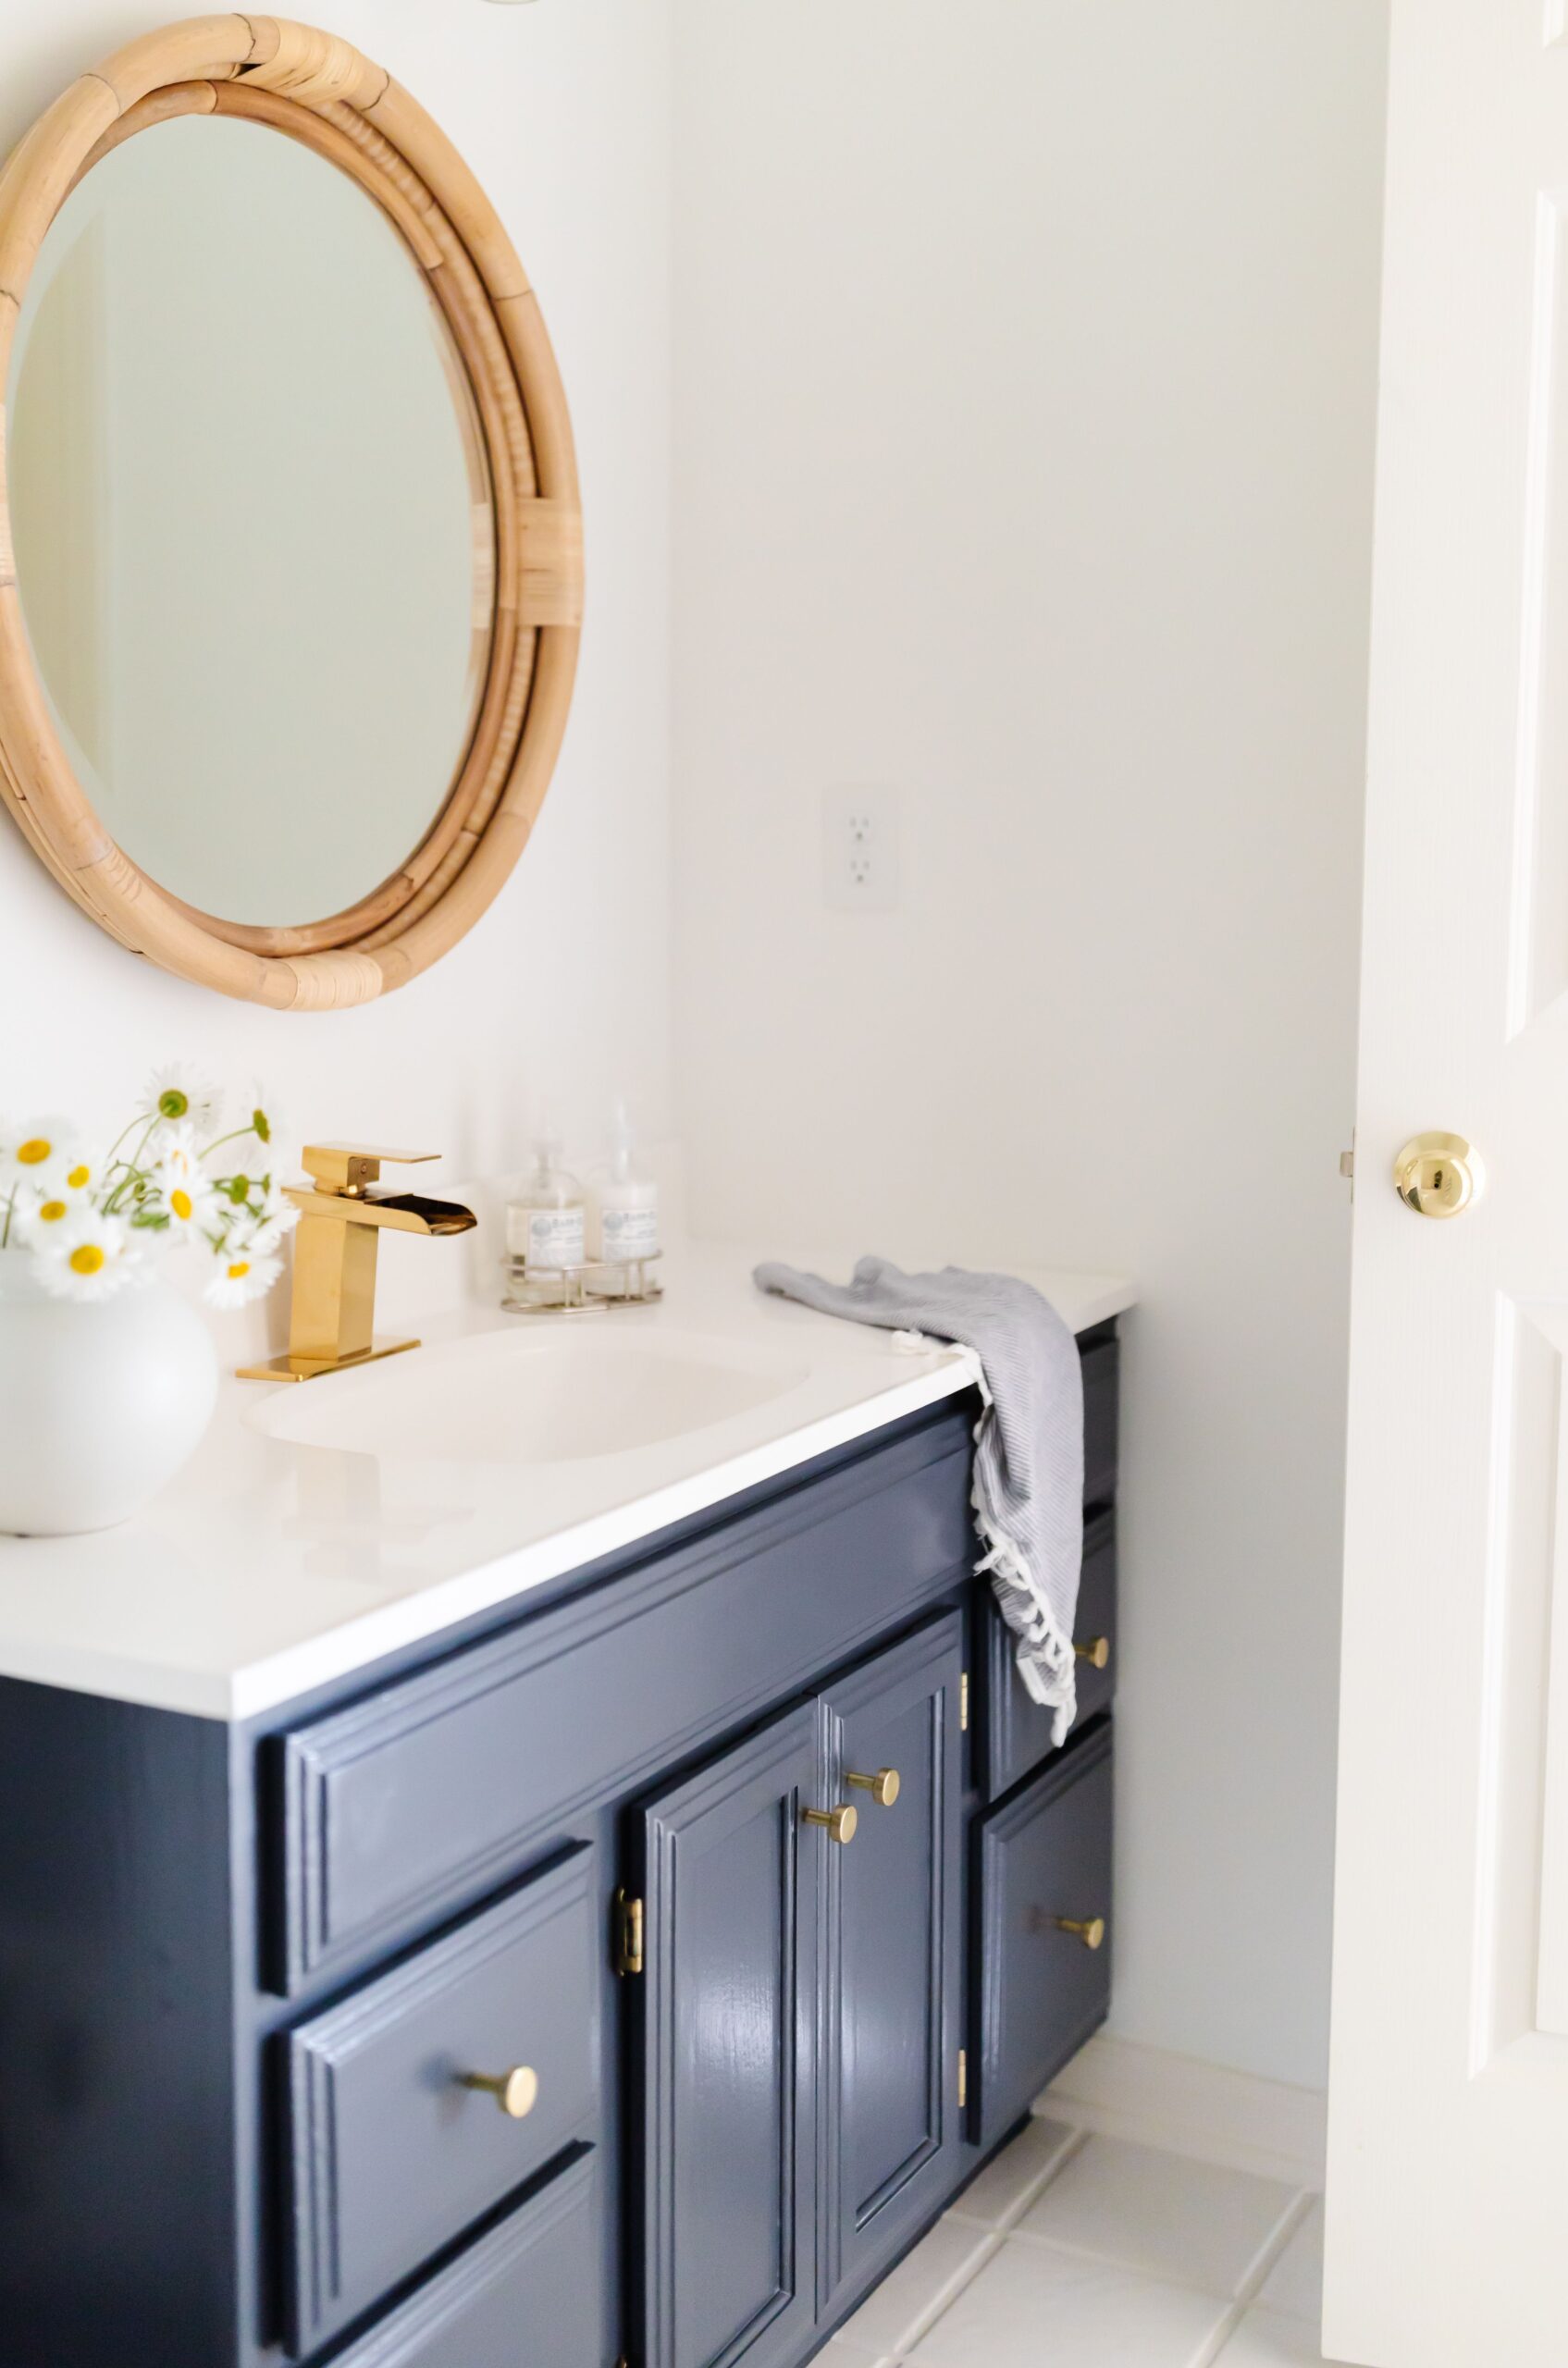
[250,1324,812,1466]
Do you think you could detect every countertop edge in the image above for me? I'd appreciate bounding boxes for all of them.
[0,1274,1136,1723]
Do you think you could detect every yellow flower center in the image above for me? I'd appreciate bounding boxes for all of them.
[38,1200,67,1225]
[69,1244,106,1276]
[18,1138,51,1166]
[67,1165,90,1190]
[228,1261,251,1281]
[171,1189,193,1222]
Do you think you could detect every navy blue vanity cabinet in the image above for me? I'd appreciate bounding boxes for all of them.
[0,1320,1122,2368]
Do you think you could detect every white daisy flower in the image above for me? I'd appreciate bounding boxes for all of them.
[154,1123,206,1189]
[0,1118,75,1194]
[31,1208,143,1302]
[154,1160,220,1242]
[246,1083,285,1152]
[5,1137,98,1226]
[204,1242,282,1310]
[242,1181,301,1255]
[14,1185,80,1240]
[56,1147,101,1200]
[146,1064,223,1135]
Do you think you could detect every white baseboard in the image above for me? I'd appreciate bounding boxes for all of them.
[1039,2034,1327,2192]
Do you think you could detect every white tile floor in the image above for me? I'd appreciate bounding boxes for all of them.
[830,2119,1343,2367]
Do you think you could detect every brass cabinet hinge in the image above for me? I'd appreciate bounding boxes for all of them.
[959,1671,969,1733]
[957,2048,968,2110]
[613,1889,644,1978]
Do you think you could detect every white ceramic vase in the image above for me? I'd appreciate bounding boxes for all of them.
[0,1249,219,1536]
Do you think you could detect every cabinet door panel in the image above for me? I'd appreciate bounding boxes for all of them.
[633,1703,819,2368]
[818,1614,964,2318]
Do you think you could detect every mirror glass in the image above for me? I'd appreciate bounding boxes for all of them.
[6,115,492,931]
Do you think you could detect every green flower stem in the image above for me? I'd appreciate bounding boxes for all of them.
[200,1125,262,1162]
[102,1116,165,1215]
[100,1106,156,1168]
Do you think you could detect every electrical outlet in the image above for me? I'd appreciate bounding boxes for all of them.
[823,786,901,912]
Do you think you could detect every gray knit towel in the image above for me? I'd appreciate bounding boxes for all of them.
[753,1255,1085,1743]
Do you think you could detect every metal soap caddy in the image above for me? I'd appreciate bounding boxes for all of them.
[500,1247,663,1315]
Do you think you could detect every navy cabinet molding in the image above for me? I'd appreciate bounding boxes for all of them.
[816,1615,964,2322]
[0,1324,1119,2368]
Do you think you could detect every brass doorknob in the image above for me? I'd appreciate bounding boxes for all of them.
[458,2066,538,2119]
[803,1803,858,1844]
[1075,1637,1111,1671]
[847,1767,901,1807]
[1055,1916,1106,1951]
[1392,1132,1484,1219]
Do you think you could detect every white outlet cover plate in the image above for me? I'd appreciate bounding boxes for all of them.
[823,784,901,912]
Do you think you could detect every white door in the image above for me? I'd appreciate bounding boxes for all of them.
[1328,4,1568,2362]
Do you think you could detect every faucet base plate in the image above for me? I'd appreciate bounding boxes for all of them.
[236,1337,422,1386]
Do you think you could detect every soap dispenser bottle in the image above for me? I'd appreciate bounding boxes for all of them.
[595,1104,661,1267]
[506,1133,586,1290]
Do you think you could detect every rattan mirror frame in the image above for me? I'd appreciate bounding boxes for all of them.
[0,15,582,1009]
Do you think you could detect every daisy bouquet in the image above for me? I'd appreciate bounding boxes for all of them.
[0,1065,297,1308]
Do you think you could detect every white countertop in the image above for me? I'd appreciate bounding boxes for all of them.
[0,1247,1134,1722]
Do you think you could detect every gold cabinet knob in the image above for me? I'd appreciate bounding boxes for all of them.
[1392,1131,1485,1219]
[458,2066,538,2119]
[803,1802,858,1844]
[1054,1915,1106,1951]
[846,1767,901,1807]
[1075,1637,1111,1671]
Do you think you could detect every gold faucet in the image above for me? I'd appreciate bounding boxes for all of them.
[237,1144,477,1384]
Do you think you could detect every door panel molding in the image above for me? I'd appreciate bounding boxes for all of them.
[815,1614,964,2318]
[633,1702,820,2368]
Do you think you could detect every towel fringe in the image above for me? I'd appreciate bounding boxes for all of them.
[969,1421,1077,1745]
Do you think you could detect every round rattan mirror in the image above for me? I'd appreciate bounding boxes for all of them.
[0,16,582,1009]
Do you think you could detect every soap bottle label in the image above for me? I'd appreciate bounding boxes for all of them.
[514,1205,585,1271]
[601,1204,660,1264]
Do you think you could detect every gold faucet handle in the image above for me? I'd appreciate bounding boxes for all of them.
[302,1144,441,1197]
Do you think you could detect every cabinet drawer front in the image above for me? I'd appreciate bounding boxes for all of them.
[983,1510,1117,1799]
[1081,1331,1119,1507]
[284,1848,598,2357]
[330,2152,604,2368]
[272,1412,972,1991]
[975,1725,1113,2150]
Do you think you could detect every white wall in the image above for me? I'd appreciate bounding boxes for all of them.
[671,0,1389,2090]
[3,0,1386,2092]
[0,0,673,1347]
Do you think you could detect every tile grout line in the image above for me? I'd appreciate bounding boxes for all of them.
[871,2126,1318,2368]
[883,2124,1093,2360]
[994,2156,1316,2310]
[1190,2187,1321,2368]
